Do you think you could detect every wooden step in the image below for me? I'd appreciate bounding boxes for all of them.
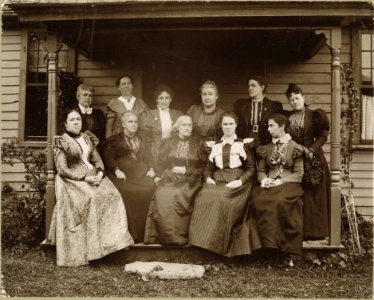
[40,240,344,264]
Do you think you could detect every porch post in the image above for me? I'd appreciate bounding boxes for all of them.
[329,28,342,246]
[44,34,59,241]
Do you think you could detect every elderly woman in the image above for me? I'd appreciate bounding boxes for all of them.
[103,112,156,242]
[106,74,149,139]
[251,114,304,260]
[144,115,205,245]
[234,76,283,145]
[189,112,261,257]
[187,81,225,143]
[142,84,183,161]
[285,83,330,241]
[48,108,134,267]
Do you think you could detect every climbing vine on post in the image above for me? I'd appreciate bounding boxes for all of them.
[340,64,360,187]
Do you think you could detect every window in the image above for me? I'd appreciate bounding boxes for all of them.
[21,31,73,143]
[359,31,374,143]
[25,32,48,141]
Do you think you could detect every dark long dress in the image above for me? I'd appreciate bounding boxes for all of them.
[287,108,330,239]
[144,135,205,245]
[189,137,261,257]
[103,133,156,242]
[251,137,304,255]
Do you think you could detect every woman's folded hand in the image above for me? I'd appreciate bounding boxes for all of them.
[114,169,126,181]
[206,177,216,185]
[226,179,242,188]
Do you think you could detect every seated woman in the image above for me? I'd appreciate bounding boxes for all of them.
[103,112,156,243]
[189,112,261,257]
[142,84,183,161]
[251,114,304,259]
[48,108,134,267]
[144,115,205,245]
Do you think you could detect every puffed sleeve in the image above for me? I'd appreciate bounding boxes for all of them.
[105,102,116,139]
[185,138,206,178]
[256,145,269,183]
[279,143,304,184]
[154,138,172,176]
[85,131,104,172]
[309,109,329,153]
[102,135,120,173]
[239,141,256,184]
[186,105,197,118]
[54,137,86,180]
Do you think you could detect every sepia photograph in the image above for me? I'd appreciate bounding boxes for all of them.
[1,0,373,298]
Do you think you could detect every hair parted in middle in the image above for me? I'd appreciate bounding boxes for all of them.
[268,113,290,133]
[153,84,174,100]
[199,80,219,95]
[172,115,192,133]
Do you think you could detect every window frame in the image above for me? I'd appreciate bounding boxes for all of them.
[18,30,75,147]
[351,27,374,149]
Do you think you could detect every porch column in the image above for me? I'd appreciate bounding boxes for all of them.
[45,34,59,241]
[329,28,342,246]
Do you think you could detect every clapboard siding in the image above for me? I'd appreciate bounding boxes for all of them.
[1,30,23,189]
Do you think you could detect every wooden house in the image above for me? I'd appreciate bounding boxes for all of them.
[1,0,373,252]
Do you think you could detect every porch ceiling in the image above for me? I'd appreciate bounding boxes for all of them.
[4,0,373,26]
[61,29,326,63]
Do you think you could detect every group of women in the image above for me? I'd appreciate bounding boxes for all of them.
[48,74,330,267]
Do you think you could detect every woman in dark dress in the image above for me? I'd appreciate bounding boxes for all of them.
[187,81,225,143]
[285,83,330,241]
[144,115,205,245]
[103,112,156,242]
[189,112,261,257]
[251,114,304,260]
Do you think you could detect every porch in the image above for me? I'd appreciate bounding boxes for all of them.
[4,0,372,256]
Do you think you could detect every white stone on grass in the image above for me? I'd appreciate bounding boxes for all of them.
[124,261,205,280]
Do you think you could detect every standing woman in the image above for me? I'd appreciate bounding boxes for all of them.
[106,74,149,139]
[234,76,283,145]
[189,112,261,257]
[144,115,205,245]
[187,81,225,143]
[285,83,330,240]
[48,108,134,266]
[142,84,183,161]
[103,112,156,242]
[251,114,304,259]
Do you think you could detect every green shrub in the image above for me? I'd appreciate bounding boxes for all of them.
[1,138,47,254]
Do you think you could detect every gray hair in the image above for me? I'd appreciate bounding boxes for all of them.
[199,80,219,96]
[172,115,192,133]
[121,112,137,123]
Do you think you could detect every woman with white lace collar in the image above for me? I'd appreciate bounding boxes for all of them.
[251,113,304,265]
[189,112,261,257]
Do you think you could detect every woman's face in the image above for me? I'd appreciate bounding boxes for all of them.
[156,91,172,110]
[65,111,82,135]
[221,116,237,137]
[268,119,284,138]
[201,86,218,107]
[177,118,193,138]
[122,114,138,135]
[118,77,133,97]
[288,92,305,111]
[77,89,93,108]
[248,79,265,99]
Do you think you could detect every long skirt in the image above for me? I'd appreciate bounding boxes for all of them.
[107,160,156,243]
[189,169,261,257]
[302,152,330,239]
[251,182,304,255]
[48,174,134,267]
[144,171,202,245]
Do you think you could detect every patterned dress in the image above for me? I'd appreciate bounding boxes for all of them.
[48,131,134,267]
[144,135,205,245]
[251,135,304,255]
[189,136,261,257]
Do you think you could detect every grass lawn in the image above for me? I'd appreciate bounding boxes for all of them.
[2,247,373,298]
